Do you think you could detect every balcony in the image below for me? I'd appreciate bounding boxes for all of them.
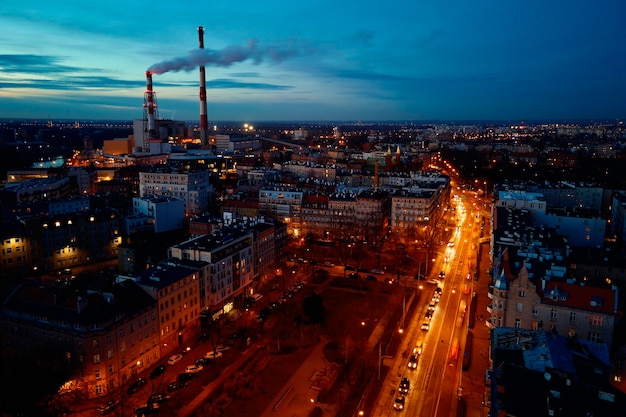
[486,304,493,314]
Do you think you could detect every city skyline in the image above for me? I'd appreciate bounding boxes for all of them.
[1,1,625,123]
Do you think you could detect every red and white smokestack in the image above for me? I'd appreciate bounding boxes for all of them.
[144,71,157,141]
[198,26,209,146]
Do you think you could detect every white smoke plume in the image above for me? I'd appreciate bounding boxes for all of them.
[147,39,298,74]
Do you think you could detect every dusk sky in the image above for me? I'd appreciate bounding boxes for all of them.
[1,1,625,122]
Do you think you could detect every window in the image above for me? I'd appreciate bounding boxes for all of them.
[551,309,558,319]
[590,315,603,327]
[532,306,538,316]
[515,319,521,328]
[569,312,576,322]
[92,339,99,349]
[95,369,101,379]
[516,303,523,313]
[108,350,113,359]
[588,332,601,343]
[518,290,525,297]
[531,321,539,330]
[93,354,100,364]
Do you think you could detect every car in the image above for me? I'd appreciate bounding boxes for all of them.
[148,393,170,405]
[408,354,418,369]
[371,268,384,275]
[177,372,194,383]
[393,395,406,411]
[428,301,436,311]
[149,365,167,379]
[323,261,335,267]
[427,279,439,285]
[168,354,183,365]
[184,364,203,374]
[242,302,251,311]
[398,377,410,394]
[229,312,242,321]
[413,345,422,355]
[269,301,279,309]
[349,272,360,279]
[167,381,185,392]
[425,310,433,320]
[447,242,455,247]
[195,357,208,366]
[215,344,231,353]
[255,314,264,323]
[204,350,223,360]
[344,265,356,271]
[97,399,120,415]
[365,275,377,281]
[439,271,446,279]
[432,296,440,304]
[434,287,442,295]
[127,378,147,395]
[134,405,158,416]
[421,321,430,331]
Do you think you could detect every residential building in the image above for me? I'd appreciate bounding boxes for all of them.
[489,327,625,417]
[1,279,159,399]
[139,166,212,216]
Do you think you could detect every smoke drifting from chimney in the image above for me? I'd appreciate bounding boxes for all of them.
[147,39,298,75]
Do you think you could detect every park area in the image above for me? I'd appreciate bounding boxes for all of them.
[207,270,417,417]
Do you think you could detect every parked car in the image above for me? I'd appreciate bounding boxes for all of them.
[204,350,223,360]
[177,372,194,383]
[184,364,203,374]
[229,312,242,321]
[365,275,377,281]
[215,344,231,353]
[371,268,384,275]
[168,354,183,365]
[148,393,170,405]
[427,279,439,285]
[167,381,185,392]
[126,378,147,395]
[97,399,120,415]
[149,365,166,379]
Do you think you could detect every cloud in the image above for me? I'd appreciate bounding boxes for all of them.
[208,78,292,91]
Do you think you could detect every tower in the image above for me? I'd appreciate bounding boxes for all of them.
[143,71,159,151]
[198,26,209,146]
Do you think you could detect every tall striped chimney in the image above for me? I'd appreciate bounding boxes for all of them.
[144,71,157,149]
[198,26,209,146]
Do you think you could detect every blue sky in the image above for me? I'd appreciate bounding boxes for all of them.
[1,1,625,122]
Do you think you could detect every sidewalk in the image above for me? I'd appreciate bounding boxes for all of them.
[461,242,491,417]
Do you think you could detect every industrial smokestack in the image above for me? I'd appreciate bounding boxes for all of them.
[144,71,157,144]
[198,26,209,146]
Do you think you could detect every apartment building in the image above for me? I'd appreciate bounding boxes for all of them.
[1,279,159,399]
[3,208,122,273]
[258,188,304,236]
[139,167,212,215]
[167,226,255,318]
[489,263,617,347]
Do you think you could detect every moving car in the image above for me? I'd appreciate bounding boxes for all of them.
[398,377,410,394]
[393,395,406,411]
[421,321,430,331]
[408,354,418,369]
[167,354,183,365]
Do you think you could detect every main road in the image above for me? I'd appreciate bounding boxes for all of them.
[372,192,480,417]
